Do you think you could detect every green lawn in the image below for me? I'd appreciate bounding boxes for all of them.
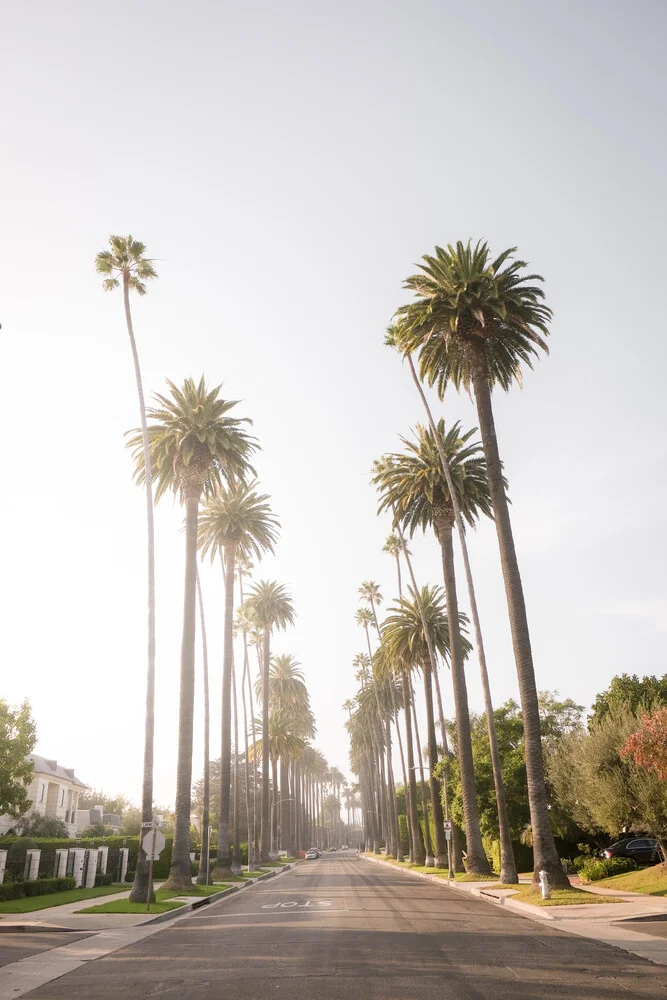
[595,864,667,897]
[507,885,624,907]
[157,885,232,900]
[0,884,129,914]
[79,899,184,914]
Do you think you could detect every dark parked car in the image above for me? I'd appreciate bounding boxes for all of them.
[602,837,660,865]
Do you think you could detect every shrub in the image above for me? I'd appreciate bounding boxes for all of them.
[7,837,37,860]
[579,856,637,882]
[125,869,136,883]
[23,877,76,897]
[0,882,25,901]
[573,855,590,872]
[95,873,113,886]
[20,816,69,838]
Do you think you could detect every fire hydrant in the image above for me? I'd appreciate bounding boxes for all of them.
[539,869,551,900]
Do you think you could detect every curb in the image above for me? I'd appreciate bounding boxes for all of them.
[360,855,557,921]
[0,865,299,934]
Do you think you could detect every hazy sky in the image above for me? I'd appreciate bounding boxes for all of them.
[2,0,666,808]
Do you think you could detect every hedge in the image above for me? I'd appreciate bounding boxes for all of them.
[0,877,76,901]
[579,857,637,882]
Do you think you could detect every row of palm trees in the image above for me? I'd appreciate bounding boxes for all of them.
[345,241,569,888]
[96,235,346,898]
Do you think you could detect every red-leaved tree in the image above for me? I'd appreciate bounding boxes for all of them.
[621,709,667,781]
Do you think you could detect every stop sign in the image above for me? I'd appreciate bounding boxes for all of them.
[142,829,166,859]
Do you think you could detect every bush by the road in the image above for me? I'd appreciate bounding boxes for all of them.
[0,877,76,901]
[579,857,636,882]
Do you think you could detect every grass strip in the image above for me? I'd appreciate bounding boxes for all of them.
[594,864,667,897]
[79,899,184,914]
[507,885,624,906]
[0,884,129,913]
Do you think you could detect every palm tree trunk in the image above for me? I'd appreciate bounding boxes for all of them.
[432,666,464,873]
[123,276,156,905]
[231,655,242,874]
[271,757,279,855]
[410,687,433,864]
[407,351,517,882]
[402,673,425,865]
[246,643,260,868]
[196,570,210,885]
[260,626,271,861]
[471,363,568,887]
[163,490,200,892]
[439,527,490,874]
[422,662,448,868]
[280,756,290,854]
[240,633,252,872]
[213,544,235,876]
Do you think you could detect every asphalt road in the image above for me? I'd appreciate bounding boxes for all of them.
[22,856,667,999]
[0,932,91,969]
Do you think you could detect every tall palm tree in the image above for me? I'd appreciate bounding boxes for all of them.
[243,581,296,861]
[382,534,404,596]
[128,376,256,891]
[198,481,279,876]
[374,424,492,873]
[396,240,567,886]
[388,327,517,883]
[95,235,158,903]
[382,586,471,870]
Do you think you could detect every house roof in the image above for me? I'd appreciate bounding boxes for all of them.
[30,754,87,789]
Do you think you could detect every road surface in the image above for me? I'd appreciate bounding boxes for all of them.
[22,855,667,998]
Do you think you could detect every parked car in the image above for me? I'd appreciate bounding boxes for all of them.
[341,845,348,851]
[305,849,319,860]
[602,837,660,865]
[329,846,337,852]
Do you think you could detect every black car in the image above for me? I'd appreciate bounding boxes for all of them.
[603,837,660,865]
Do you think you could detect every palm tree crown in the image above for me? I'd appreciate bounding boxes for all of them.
[95,235,158,294]
[198,480,280,563]
[373,420,493,540]
[381,585,471,670]
[395,241,551,395]
[128,377,257,501]
[359,581,382,608]
[244,580,296,632]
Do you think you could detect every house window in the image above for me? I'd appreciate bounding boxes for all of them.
[60,789,65,807]
[39,784,45,803]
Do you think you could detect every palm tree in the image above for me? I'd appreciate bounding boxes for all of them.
[127,376,256,891]
[198,481,279,876]
[382,534,404,596]
[396,240,567,886]
[388,327,517,883]
[95,235,158,903]
[243,581,296,861]
[382,586,471,870]
[374,424,491,873]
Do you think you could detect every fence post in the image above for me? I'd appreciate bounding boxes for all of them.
[69,849,86,887]
[0,850,6,884]
[25,850,41,881]
[54,850,68,878]
[119,847,129,883]
[84,849,99,888]
[97,845,109,875]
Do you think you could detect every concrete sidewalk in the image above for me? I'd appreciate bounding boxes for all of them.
[361,854,667,967]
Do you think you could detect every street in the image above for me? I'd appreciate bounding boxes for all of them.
[13,855,667,999]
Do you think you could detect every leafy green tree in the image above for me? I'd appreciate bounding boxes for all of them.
[128,377,256,891]
[591,674,667,726]
[20,815,69,838]
[396,240,567,887]
[120,806,142,836]
[78,790,131,814]
[198,480,279,875]
[95,235,158,903]
[0,700,36,820]
[242,581,296,861]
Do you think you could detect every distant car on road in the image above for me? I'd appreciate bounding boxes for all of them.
[305,849,319,860]
[602,837,660,865]
[341,845,348,851]
[329,846,337,852]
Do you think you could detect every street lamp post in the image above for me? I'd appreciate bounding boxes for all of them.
[270,798,295,859]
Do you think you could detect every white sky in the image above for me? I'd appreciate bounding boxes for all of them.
[2,0,666,808]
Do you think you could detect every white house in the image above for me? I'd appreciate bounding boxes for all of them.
[0,754,87,838]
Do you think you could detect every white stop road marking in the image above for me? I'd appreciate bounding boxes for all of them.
[261,900,332,909]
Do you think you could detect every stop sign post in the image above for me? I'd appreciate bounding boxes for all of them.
[141,822,165,911]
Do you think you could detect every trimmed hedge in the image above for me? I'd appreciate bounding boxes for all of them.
[95,873,113,886]
[579,856,637,882]
[0,877,76,901]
